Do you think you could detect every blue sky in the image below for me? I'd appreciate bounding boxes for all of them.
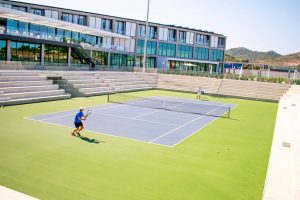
[17,0,300,55]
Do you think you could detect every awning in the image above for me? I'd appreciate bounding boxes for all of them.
[168,57,220,65]
[0,7,130,39]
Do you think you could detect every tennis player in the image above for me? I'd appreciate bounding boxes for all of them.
[71,107,86,137]
[196,87,202,100]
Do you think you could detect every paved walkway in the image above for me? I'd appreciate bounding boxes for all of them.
[0,186,39,200]
[263,85,300,200]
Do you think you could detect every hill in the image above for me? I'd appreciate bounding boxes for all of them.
[226,47,300,67]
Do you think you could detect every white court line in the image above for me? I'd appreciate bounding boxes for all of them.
[26,103,122,119]
[93,111,178,126]
[150,103,230,143]
[26,104,123,121]
[169,104,239,147]
[25,117,172,148]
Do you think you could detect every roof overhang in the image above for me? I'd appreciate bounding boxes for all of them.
[0,7,130,39]
[167,57,220,65]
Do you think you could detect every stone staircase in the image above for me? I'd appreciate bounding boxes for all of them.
[157,74,291,102]
[61,71,157,97]
[217,79,291,101]
[0,71,70,106]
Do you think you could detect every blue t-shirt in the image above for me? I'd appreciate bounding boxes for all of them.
[74,112,84,123]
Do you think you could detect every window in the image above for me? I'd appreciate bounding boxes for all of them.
[62,13,87,26]
[45,10,58,19]
[92,51,108,65]
[30,8,44,16]
[196,34,210,46]
[44,45,68,64]
[11,5,27,12]
[179,31,186,43]
[168,29,176,41]
[138,25,146,37]
[137,40,156,55]
[194,47,209,60]
[177,45,193,59]
[10,41,40,62]
[0,40,6,60]
[218,38,225,48]
[110,53,134,67]
[136,56,156,68]
[158,42,175,57]
[210,49,224,61]
[101,18,112,32]
[115,21,125,35]
[148,26,157,39]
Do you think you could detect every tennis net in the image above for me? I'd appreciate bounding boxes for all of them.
[107,93,231,118]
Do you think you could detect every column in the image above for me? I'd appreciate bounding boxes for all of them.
[67,47,71,67]
[6,40,11,62]
[40,44,45,65]
[108,52,111,67]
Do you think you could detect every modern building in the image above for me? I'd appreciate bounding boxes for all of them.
[0,0,226,73]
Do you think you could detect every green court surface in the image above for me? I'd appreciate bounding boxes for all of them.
[0,90,277,200]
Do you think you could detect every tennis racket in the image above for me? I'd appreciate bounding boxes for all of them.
[85,109,92,118]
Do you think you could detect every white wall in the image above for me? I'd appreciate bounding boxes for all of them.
[210,36,218,48]
[125,22,136,37]
[158,27,168,41]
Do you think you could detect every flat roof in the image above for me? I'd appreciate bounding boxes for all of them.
[2,0,225,37]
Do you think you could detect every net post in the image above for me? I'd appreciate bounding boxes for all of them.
[228,107,231,118]
[107,92,110,102]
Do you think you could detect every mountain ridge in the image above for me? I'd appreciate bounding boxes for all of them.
[225,47,300,67]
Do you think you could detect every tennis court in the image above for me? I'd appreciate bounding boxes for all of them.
[27,94,235,147]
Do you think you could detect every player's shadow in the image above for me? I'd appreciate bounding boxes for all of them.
[78,136,103,144]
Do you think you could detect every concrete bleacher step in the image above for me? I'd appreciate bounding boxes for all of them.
[3,90,66,100]
[66,79,104,84]
[79,87,112,93]
[0,71,43,76]
[0,85,59,94]
[0,76,47,82]
[113,81,150,86]
[0,94,71,106]
[0,80,53,87]
[62,76,96,80]
[114,84,154,90]
[72,83,109,89]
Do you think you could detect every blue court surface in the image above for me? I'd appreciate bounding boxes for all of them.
[27,96,235,147]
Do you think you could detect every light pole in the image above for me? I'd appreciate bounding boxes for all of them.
[142,0,150,73]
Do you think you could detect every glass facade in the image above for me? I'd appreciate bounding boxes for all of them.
[158,42,175,57]
[137,40,156,55]
[168,60,218,73]
[177,45,193,59]
[44,45,68,64]
[11,41,40,62]
[5,19,99,47]
[0,40,6,60]
[136,56,156,68]
[194,47,209,60]
[210,49,224,61]
[110,53,134,67]
[92,51,108,65]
